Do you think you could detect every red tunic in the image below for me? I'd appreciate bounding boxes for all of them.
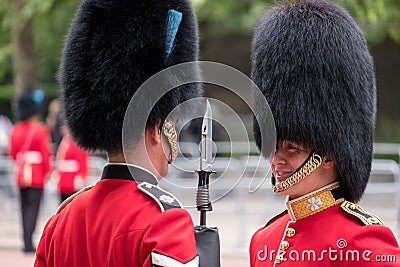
[250,183,400,267]
[9,121,51,188]
[56,136,89,194]
[34,164,199,267]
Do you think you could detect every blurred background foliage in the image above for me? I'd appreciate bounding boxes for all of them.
[0,0,399,141]
[337,0,400,43]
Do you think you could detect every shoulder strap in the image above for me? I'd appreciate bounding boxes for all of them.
[340,200,384,226]
[17,125,36,163]
[138,182,182,212]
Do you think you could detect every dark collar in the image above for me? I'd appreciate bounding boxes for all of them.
[101,164,158,185]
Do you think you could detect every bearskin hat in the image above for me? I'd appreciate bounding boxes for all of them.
[14,87,45,121]
[252,0,376,202]
[60,0,200,154]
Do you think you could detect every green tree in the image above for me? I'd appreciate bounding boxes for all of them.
[1,0,56,94]
[193,0,268,33]
[0,0,400,94]
[193,0,400,43]
[0,0,78,94]
[336,0,400,43]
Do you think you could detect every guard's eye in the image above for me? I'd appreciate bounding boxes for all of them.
[287,145,299,153]
[284,141,298,149]
[285,142,306,154]
[287,144,297,150]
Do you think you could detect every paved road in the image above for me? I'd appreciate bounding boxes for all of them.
[0,249,35,267]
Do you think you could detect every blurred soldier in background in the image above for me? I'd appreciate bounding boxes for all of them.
[55,120,89,203]
[250,1,400,266]
[9,87,51,253]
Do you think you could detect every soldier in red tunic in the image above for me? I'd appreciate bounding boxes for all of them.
[34,0,201,266]
[250,1,400,266]
[56,124,89,203]
[9,87,51,253]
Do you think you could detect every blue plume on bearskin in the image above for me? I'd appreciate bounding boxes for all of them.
[13,87,45,121]
[165,9,183,59]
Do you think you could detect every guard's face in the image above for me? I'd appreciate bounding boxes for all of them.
[270,141,311,184]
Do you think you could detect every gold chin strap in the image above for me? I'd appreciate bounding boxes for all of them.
[162,120,178,163]
[272,152,323,193]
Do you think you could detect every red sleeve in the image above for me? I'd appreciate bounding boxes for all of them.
[34,216,56,267]
[249,227,264,267]
[140,209,199,267]
[339,225,400,266]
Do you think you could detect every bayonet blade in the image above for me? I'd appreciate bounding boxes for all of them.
[200,100,213,171]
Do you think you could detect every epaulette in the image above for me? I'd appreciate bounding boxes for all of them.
[138,182,182,212]
[340,200,384,226]
[56,186,94,214]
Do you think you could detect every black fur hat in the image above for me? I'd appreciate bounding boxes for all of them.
[252,0,376,202]
[60,0,200,154]
[14,87,45,121]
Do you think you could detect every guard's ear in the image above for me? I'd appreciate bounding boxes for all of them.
[322,153,335,169]
[146,122,162,145]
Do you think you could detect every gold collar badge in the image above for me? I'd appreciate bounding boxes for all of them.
[286,182,344,221]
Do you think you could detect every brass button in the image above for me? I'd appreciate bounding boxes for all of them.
[280,240,290,250]
[275,254,284,264]
[286,228,296,237]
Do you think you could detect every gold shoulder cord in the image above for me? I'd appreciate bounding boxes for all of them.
[272,152,323,193]
[340,201,384,225]
[162,120,178,163]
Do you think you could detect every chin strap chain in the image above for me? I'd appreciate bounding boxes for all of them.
[162,120,178,163]
[272,152,323,193]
